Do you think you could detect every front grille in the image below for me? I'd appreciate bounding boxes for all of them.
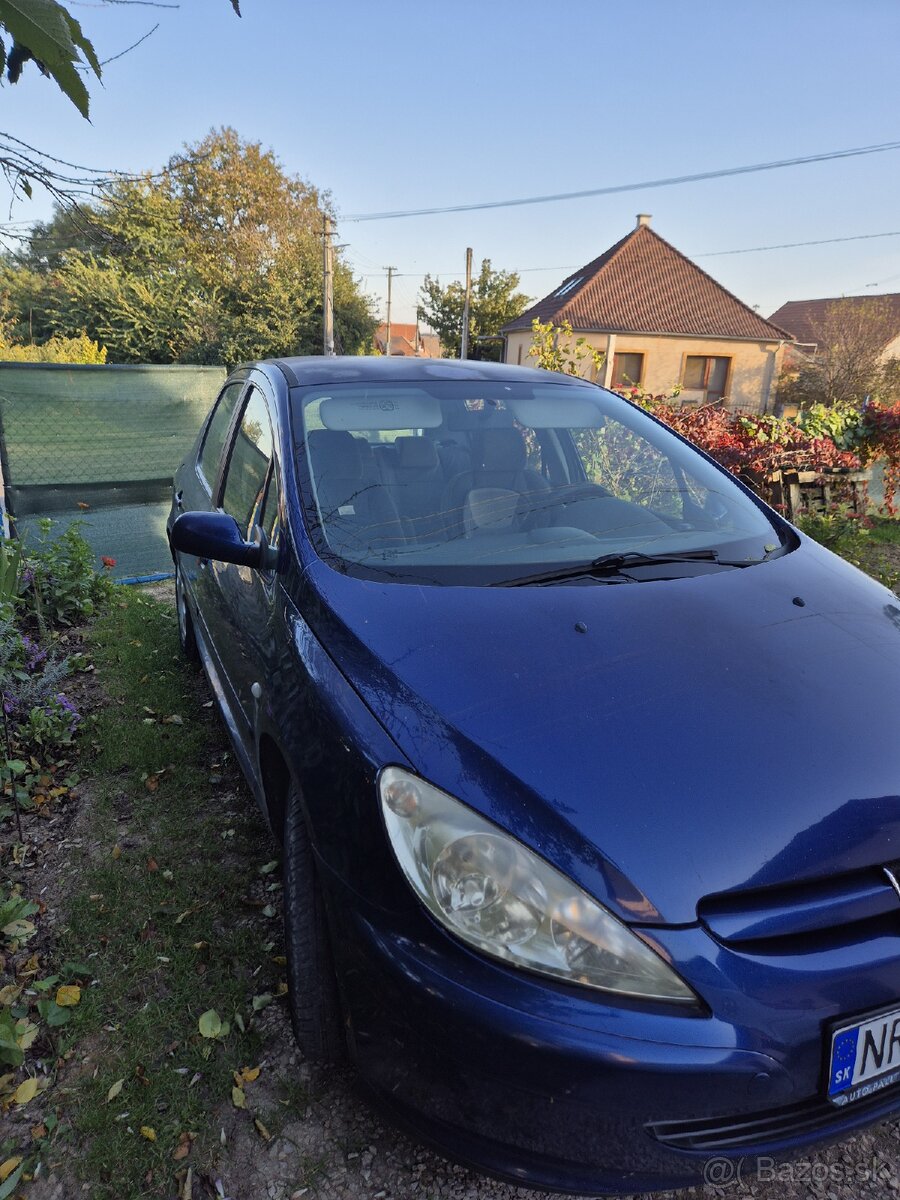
[698,866,900,952]
[648,1084,900,1152]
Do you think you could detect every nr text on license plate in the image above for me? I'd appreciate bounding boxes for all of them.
[828,1005,900,1105]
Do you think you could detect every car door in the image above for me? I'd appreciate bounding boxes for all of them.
[210,381,280,742]
[176,376,249,674]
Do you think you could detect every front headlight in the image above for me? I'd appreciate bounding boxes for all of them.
[379,766,697,1004]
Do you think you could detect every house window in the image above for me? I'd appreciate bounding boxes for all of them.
[612,352,645,389]
[682,355,730,402]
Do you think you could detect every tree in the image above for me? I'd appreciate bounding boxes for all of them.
[0,0,238,212]
[527,319,605,379]
[0,0,238,117]
[0,0,101,120]
[2,128,376,365]
[417,259,531,359]
[778,297,900,410]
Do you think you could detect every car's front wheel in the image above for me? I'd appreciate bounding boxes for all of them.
[282,783,345,1062]
[175,562,199,663]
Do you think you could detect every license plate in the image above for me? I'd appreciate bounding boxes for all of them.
[828,1005,900,1106]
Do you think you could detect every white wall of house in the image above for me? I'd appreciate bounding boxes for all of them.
[504,329,786,412]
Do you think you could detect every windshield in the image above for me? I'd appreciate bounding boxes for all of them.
[290,379,783,586]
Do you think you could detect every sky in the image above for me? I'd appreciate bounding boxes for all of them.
[5,0,900,329]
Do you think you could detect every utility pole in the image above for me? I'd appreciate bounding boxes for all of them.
[322,214,335,356]
[383,266,396,356]
[460,246,473,360]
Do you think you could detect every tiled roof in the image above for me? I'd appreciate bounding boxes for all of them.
[768,294,900,349]
[375,322,418,343]
[374,323,418,356]
[502,223,792,342]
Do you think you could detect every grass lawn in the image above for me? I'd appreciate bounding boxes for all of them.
[20,590,293,1198]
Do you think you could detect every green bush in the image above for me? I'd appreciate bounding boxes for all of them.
[24,519,113,629]
[794,505,872,552]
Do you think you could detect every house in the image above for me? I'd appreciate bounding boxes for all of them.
[373,323,441,358]
[768,294,900,367]
[501,215,793,412]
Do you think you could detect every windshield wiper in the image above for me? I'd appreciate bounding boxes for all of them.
[497,548,760,587]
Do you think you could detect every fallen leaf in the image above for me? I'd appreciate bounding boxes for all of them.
[0,1161,24,1196]
[253,1118,271,1142]
[231,1085,245,1108]
[251,993,273,1012]
[55,985,81,1007]
[197,1010,221,1039]
[13,1076,38,1105]
[30,1123,47,1140]
[0,1159,21,1184]
[172,1132,192,1161]
[140,1126,157,1142]
[259,860,278,875]
[107,1078,124,1102]
[19,953,40,977]
[163,714,184,726]
[238,1065,260,1084]
[145,776,159,794]
[147,857,159,873]
[112,844,122,860]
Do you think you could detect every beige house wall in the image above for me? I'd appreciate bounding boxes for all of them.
[881,332,900,362]
[504,329,786,412]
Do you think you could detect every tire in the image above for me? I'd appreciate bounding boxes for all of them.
[282,783,345,1062]
[175,562,199,663]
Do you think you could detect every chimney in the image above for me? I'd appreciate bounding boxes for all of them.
[636,213,652,228]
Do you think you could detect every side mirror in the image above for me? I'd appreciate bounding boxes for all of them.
[171,511,277,570]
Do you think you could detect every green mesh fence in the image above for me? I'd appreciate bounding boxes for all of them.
[0,363,226,580]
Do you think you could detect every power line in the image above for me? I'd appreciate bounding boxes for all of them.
[342,140,900,222]
[349,228,900,287]
[696,229,900,257]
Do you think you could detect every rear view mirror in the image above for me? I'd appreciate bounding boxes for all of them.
[171,511,276,570]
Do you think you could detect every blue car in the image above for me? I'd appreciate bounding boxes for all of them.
[168,356,900,1193]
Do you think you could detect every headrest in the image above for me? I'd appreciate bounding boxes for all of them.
[464,487,519,534]
[395,436,439,470]
[306,429,364,480]
[480,428,526,471]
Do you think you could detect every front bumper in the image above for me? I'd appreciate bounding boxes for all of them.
[320,866,900,1194]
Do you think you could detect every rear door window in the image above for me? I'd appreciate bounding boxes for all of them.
[221,386,274,532]
[199,381,245,490]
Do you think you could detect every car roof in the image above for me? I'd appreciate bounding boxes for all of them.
[264,355,591,389]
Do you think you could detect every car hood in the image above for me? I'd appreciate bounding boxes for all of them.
[305,541,900,925]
